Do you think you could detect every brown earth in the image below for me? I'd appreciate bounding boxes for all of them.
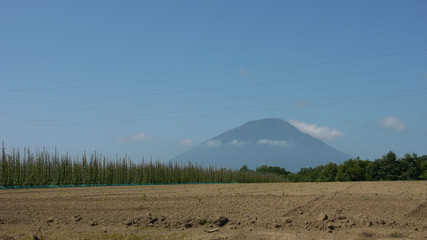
[0,181,426,240]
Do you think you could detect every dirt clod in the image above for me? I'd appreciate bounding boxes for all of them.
[150,217,158,224]
[199,218,208,225]
[214,216,229,227]
[318,213,328,221]
[72,215,82,222]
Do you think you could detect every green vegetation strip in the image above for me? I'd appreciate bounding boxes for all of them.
[0,182,237,190]
[1,145,284,187]
[1,143,426,187]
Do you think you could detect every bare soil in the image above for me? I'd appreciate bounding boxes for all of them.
[0,181,426,240]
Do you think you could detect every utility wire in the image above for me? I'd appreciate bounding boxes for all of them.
[2,91,426,128]
[1,64,425,105]
[0,75,420,114]
[2,42,427,87]
[2,87,426,125]
[2,48,427,93]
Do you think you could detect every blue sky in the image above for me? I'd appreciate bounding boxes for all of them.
[1,1,426,166]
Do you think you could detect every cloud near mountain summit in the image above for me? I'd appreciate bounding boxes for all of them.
[288,120,344,141]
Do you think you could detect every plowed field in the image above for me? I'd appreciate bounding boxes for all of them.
[0,181,426,239]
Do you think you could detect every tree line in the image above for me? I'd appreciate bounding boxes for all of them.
[2,144,426,187]
[0,145,284,187]
[248,151,427,182]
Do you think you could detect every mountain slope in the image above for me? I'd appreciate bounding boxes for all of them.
[174,118,351,172]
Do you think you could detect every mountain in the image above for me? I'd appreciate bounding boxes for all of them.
[174,118,352,172]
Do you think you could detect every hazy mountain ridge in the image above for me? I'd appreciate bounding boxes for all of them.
[174,118,352,172]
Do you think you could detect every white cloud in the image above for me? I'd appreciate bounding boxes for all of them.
[256,139,292,147]
[118,131,155,142]
[179,138,194,147]
[131,132,154,141]
[289,120,345,141]
[379,116,405,131]
[228,139,249,146]
[204,140,222,147]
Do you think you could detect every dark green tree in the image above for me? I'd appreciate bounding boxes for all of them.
[318,162,338,182]
[240,165,250,172]
[256,165,289,175]
[336,158,369,181]
[399,153,421,180]
[419,155,427,180]
[367,151,400,181]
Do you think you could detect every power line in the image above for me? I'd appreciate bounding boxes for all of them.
[2,87,426,126]
[2,47,427,93]
[1,64,425,105]
[2,42,427,87]
[0,75,420,114]
[2,91,426,128]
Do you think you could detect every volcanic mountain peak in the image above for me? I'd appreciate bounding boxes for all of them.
[210,118,313,144]
[175,118,351,172]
